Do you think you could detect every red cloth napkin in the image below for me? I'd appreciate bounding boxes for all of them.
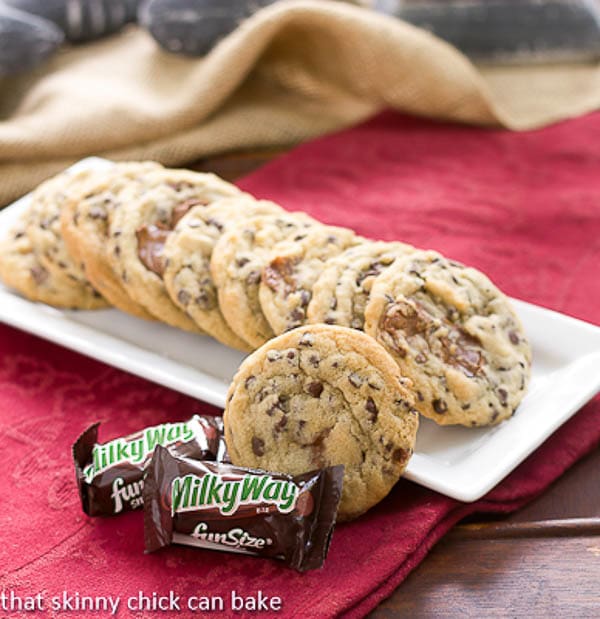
[1,111,599,618]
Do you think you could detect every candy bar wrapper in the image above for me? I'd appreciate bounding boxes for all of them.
[144,445,344,572]
[73,415,227,516]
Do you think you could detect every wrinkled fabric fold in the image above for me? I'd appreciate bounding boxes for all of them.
[2,0,600,205]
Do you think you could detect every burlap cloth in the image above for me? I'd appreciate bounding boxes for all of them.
[1,0,600,206]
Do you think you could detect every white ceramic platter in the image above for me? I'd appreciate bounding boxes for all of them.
[1,158,599,501]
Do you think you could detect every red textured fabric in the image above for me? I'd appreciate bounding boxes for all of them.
[1,111,599,618]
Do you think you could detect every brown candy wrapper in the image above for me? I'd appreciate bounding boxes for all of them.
[144,446,344,572]
[73,415,228,516]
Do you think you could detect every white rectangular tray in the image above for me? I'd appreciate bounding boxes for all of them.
[1,158,599,501]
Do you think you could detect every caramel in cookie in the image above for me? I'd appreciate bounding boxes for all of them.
[308,240,415,330]
[211,211,319,348]
[163,197,282,350]
[259,226,358,335]
[364,250,531,426]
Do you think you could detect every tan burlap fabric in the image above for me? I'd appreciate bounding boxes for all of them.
[1,0,599,205]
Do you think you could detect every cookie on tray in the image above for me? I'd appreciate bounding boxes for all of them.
[26,168,110,304]
[60,161,163,320]
[163,198,283,350]
[364,250,532,427]
[106,168,245,332]
[0,215,105,309]
[307,240,415,330]
[211,211,320,349]
[258,225,359,335]
[224,324,419,522]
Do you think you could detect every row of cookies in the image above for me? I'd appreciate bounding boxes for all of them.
[0,161,531,429]
[217,221,531,428]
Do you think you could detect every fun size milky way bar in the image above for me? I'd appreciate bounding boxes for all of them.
[73,415,228,516]
[144,446,344,571]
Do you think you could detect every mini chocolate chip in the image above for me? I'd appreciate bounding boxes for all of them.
[350,317,362,330]
[415,352,427,364]
[266,350,280,362]
[236,257,250,268]
[298,420,306,429]
[289,307,305,323]
[416,391,424,402]
[244,375,256,389]
[167,181,193,192]
[195,290,216,310]
[251,436,265,457]
[287,351,296,359]
[207,218,224,232]
[299,332,314,347]
[300,289,311,307]
[277,395,290,412]
[89,206,107,220]
[365,397,378,421]
[307,382,323,398]
[114,245,121,257]
[498,388,508,407]
[509,331,520,345]
[30,265,48,285]
[461,403,471,410]
[491,410,500,422]
[324,317,336,325]
[432,399,448,414]
[275,416,288,432]
[447,307,459,321]
[308,354,320,367]
[177,289,191,306]
[348,373,362,388]
[246,270,261,285]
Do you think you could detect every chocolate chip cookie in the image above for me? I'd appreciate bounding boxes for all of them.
[163,198,282,350]
[258,225,358,335]
[60,161,163,320]
[224,324,419,521]
[364,250,532,427]
[211,211,319,348]
[0,215,105,309]
[25,168,109,306]
[106,169,244,331]
[307,240,415,330]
